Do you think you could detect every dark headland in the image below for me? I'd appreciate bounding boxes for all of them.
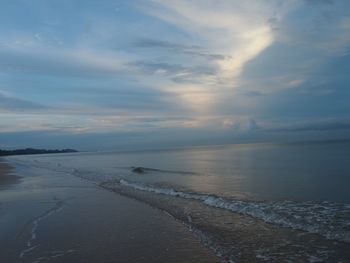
[0,148,78,157]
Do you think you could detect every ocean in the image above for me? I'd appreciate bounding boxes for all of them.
[8,141,350,262]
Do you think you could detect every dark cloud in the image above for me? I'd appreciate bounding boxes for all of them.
[247,119,260,131]
[132,38,228,61]
[127,60,216,83]
[304,0,334,5]
[128,61,186,74]
[270,119,350,132]
[133,38,201,50]
[267,17,280,31]
[0,92,47,111]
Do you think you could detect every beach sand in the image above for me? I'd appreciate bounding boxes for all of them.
[0,159,219,262]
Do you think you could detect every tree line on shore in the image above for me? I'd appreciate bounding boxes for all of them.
[0,148,77,156]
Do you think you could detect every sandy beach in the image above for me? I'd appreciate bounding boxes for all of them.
[0,158,219,263]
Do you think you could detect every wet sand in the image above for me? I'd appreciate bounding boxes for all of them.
[0,160,20,187]
[0,159,219,262]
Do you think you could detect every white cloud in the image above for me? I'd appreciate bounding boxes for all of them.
[136,0,300,118]
[143,1,282,83]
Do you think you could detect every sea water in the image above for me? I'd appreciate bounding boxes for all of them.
[9,141,350,262]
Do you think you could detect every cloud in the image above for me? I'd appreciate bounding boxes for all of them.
[0,92,47,111]
[128,60,187,75]
[276,1,350,56]
[135,0,285,115]
[142,0,276,82]
[0,45,125,77]
[132,38,228,61]
[304,0,334,5]
[223,117,260,132]
[269,118,350,132]
[127,60,216,84]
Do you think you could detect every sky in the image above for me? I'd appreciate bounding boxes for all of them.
[0,0,350,150]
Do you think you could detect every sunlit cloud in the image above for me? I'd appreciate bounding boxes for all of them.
[141,0,280,105]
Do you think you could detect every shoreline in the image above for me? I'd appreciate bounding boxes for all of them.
[0,158,219,263]
[0,158,20,186]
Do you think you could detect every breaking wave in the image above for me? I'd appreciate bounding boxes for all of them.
[119,179,350,243]
[130,166,199,175]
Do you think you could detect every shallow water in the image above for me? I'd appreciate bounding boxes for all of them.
[9,141,350,262]
[0,162,219,263]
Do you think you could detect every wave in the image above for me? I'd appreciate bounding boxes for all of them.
[130,166,199,175]
[119,179,350,243]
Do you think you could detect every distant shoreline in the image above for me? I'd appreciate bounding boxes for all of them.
[0,148,78,157]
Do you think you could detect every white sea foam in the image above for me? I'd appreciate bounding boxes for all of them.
[19,199,65,260]
[119,179,350,243]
